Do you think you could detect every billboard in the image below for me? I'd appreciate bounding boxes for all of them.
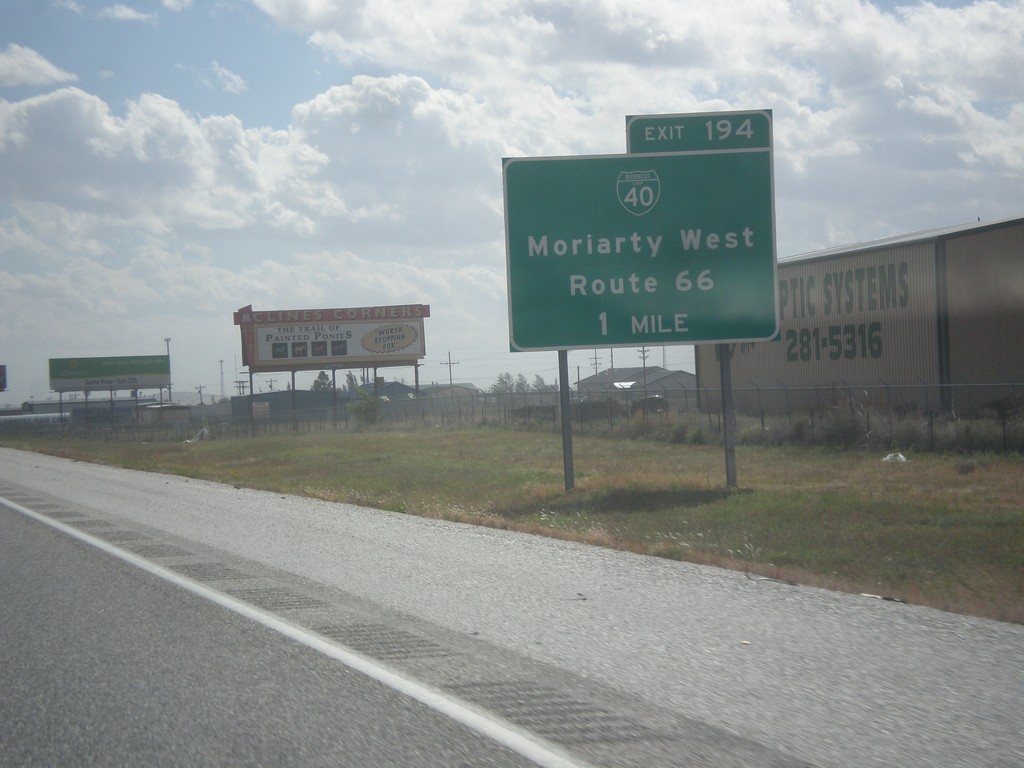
[48,355,171,393]
[233,304,430,373]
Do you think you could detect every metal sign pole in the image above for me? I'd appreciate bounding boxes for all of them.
[558,350,575,491]
[718,343,737,487]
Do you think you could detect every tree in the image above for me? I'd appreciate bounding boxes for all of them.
[345,371,359,392]
[310,371,332,391]
[348,387,379,427]
[532,374,547,391]
[491,373,515,393]
[515,374,529,393]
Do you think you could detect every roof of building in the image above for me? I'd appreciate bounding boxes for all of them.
[577,366,695,390]
[421,382,483,394]
[359,380,421,399]
[780,213,1024,265]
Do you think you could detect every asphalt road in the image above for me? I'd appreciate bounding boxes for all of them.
[0,505,538,768]
[1,446,1021,767]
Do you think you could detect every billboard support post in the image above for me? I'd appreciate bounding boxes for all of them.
[248,371,255,433]
[332,369,338,425]
[291,370,297,431]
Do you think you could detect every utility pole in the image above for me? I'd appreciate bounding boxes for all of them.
[442,351,459,390]
[266,378,277,391]
[590,350,602,375]
[638,347,650,395]
[219,360,224,401]
[195,385,205,405]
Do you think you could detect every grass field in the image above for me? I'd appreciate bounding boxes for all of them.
[4,427,1022,623]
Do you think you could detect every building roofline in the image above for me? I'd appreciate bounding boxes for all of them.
[780,214,1024,265]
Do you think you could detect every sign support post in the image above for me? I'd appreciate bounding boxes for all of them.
[291,370,298,431]
[718,343,737,487]
[558,350,575,491]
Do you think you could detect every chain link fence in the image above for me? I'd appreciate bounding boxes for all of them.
[4,381,1021,453]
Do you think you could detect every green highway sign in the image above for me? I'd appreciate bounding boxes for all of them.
[503,112,777,351]
[626,110,772,153]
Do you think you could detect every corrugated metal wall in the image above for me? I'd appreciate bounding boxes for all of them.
[697,218,1024,415]
[697,242,941,414]
[944,223,1024,412]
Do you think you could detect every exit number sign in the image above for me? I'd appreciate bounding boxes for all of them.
[626,110,772,152]
[503,110,778,351]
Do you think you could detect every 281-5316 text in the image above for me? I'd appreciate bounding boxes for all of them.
[785,322,882,363]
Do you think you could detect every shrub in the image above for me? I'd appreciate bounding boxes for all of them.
[348,389,380,427]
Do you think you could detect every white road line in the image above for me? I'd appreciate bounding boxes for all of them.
[5,498,596,768]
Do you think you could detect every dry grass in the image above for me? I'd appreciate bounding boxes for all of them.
[4,428,1022,623]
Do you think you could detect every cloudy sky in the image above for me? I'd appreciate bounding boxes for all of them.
[1,0,1021,406]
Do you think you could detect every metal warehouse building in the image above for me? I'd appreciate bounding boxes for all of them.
[695,215,1024,415]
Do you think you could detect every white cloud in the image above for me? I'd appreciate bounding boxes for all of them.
[212,62,247,94]
[276,0,1024,187]
[0,88,348,243]
[98,4,158,23]
[290,74,505,246]
[0,44,77,87]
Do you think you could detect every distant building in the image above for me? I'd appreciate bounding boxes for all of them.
[421,382,483,400]
[138,403,192,425]
[576,366,697,400]
[24,395,161,425]
[359,380,421,400]
[191,399,232,421]
[696,215,1024,415]
[230,388,350,420]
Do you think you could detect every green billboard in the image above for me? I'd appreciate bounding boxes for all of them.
[48,355,171,392]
